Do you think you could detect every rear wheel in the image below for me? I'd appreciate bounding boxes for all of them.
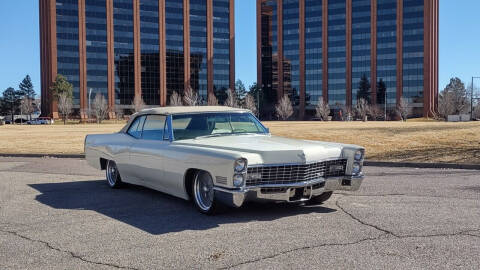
[307,191,333,205]
[106,160,122,188]
[192,171,220,215]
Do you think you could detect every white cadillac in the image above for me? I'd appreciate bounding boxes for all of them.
[85,106,365,214]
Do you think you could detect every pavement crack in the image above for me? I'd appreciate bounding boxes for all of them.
[0,228,139,270]
[219,235,385,269]
[336,193,406,197]
[335,198,398,237]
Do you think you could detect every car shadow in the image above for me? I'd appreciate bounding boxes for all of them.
[29,180,336,235]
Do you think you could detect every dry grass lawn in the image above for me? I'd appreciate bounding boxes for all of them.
[1,121,479,164]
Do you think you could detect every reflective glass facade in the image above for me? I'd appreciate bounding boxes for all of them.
[403,0,424,109]
[140,0,160,105]
[56,0,80,105]
[304,0,322,107]
[190,0,208,102]
[258,0,438,119]
[85,0,108,106]
[327,0,346,106]
[165,0,184,101]
[260,0,279,111]
[376,0,397,106]
[282,0,300,105]
[351,0,371,103]
[213,0,231,103]
[41,0,234,118]
[113,0,134,105]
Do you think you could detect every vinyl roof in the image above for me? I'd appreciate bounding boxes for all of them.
[137,106,249,115]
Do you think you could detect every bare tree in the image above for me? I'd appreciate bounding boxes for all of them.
[244,94,257,115]
[438,77,469,118]
[355,98,370,122]
[473,103,480,120]
[275,95,294,120]
[132,95,146,113]
[369,105,384,121]
[169,91,183,106]
[92,93,109,124]
[183,86,198,106]
[208,93,219,106]
[396,97,410,121]
[224,88,238,107]
[20,98,35,121]
[57,91,73,125]
[315,97,330,121]
[115,106,124,121]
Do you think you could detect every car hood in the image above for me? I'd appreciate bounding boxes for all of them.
[174,134,357,165]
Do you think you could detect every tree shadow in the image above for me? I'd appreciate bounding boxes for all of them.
[29,180,336,235]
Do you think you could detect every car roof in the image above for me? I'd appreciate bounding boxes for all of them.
[120,106,251,133]
[137,106,249,115]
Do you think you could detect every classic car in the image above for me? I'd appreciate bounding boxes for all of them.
[85,106,365,214]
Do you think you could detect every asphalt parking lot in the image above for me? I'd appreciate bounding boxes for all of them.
[1,157,479,269]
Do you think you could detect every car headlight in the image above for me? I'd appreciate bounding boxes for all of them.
[352,162,362,175]
[354,150,364,161]
[234,158,247,172]
[233,174,244,187]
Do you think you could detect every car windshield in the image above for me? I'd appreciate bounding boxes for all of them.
[171,112,268,140]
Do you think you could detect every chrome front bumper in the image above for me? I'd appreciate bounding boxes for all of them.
[214,175,364,208]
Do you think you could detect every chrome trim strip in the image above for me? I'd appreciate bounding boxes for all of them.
[214,177,328,192]
[247,157,347,168]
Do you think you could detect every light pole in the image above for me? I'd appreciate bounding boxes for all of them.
[471,77,480,120]
[384,90,387,121]
[88,88,93,117]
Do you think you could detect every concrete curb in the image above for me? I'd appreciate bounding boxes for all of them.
[1,153,479,170]
[0,153,85,159]
[364,161,480,170]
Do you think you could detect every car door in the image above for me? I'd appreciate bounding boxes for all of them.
[120,115,147,186]
[129,114,170,193]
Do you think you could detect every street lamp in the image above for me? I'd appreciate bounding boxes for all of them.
[471,77,480,120]
[384,90,387,121]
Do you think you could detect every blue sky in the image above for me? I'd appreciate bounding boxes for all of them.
[0,0,479,95]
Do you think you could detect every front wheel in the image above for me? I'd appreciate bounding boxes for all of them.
[192,171,220,215]
[106,160,122,188]
[307,191,333,205]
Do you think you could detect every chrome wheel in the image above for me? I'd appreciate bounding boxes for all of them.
[106,160,121,188]
[193,171,214,212]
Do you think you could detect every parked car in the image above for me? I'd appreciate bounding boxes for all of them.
[27,117,53,125]
[85,106,365,214]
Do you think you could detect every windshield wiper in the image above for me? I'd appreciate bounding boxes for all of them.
[195,133,234,139]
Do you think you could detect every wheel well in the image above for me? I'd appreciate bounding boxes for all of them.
[100,158,108,170]
[184,169,201,200]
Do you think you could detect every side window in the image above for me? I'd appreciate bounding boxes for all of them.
[127,116,146,139]
[142,115,167,141]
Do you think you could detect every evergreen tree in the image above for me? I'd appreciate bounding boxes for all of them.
[51,74,73,99]
[235,80,248,106]
[2,87,21,123]
[19,75,35,99]
[376,79,387,105]
[357,74,371,103]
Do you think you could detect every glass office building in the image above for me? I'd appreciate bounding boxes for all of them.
[40,0,235,119]
[257,0,438,119]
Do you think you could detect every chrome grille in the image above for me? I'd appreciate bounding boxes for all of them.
[246,159,347,186]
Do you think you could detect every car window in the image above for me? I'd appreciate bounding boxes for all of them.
[171,112,268,140]
[142,115,167,141]
[127,116,146,139]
